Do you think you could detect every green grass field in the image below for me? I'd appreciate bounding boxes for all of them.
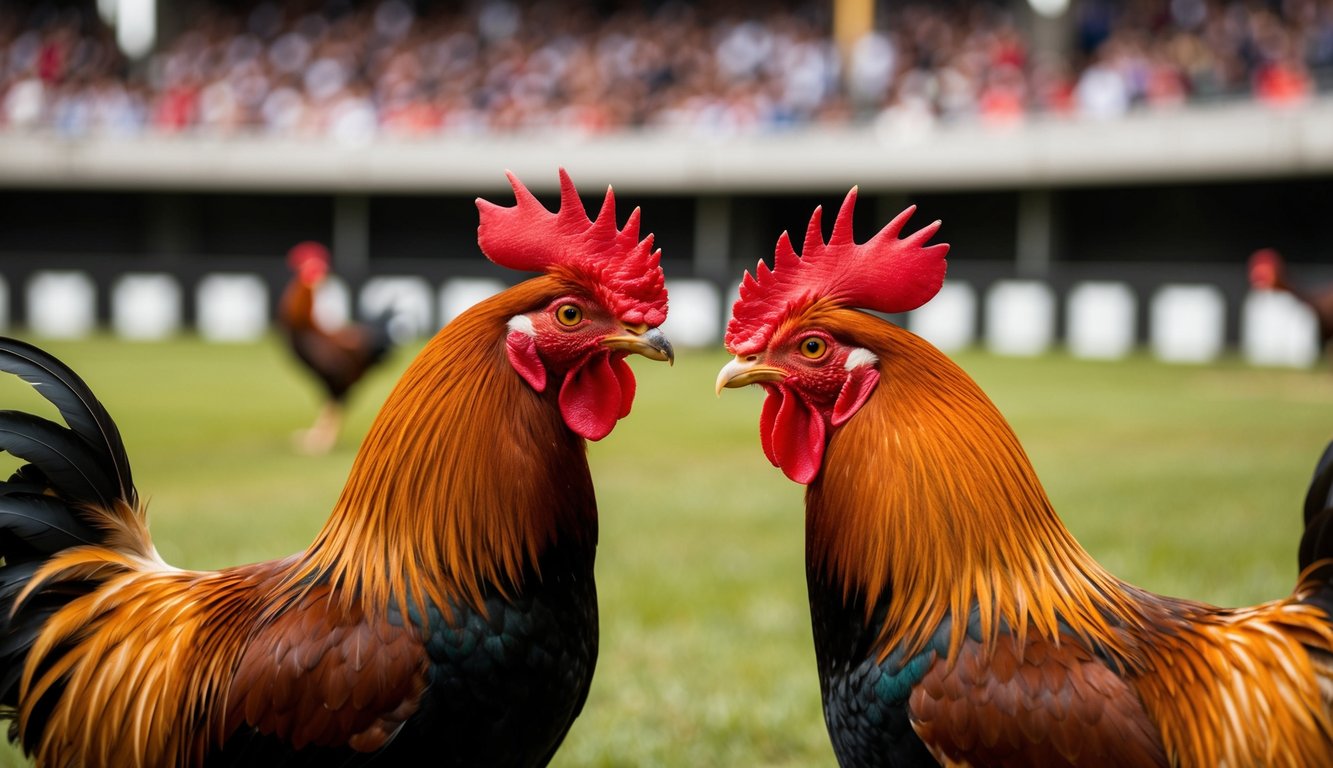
[1,335,1331,767]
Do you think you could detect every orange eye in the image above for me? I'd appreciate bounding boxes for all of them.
[799,336,827,359]
[556,304,583,326]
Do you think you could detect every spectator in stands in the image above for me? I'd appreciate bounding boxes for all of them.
[0,0,1329,139]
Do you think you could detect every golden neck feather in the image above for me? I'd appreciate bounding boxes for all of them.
[807,311,1141,660]
[294,277,597,619]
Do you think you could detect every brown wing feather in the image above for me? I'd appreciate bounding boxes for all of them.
[225,581,429,753]
[909,633,1168,767]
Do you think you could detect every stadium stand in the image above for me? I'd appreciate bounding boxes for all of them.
[2,0,1331,136]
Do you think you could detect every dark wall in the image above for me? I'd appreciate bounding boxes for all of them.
[1060,178,1333,265]
[1,178,1329,276]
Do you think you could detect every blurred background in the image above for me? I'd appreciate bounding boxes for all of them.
[1,0,1332,766]
[0,0,1329,354]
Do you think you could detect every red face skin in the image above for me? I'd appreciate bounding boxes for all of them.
[507,294,672,442]
[718,324,880,484]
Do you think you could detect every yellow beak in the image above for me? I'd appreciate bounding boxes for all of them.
[602,327,675,364]
[715,355,786,396]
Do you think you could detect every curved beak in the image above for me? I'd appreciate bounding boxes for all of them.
[715,355,786,396]
[603,326,675,365]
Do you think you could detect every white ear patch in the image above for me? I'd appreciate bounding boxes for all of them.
[507,314,536,336]
[844,347,879,370]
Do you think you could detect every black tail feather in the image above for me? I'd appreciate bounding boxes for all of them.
[364,308,398,363]
[0,412,118,509]
[0,337,135,508]
[1298,440,1333,573]
[1304,441,1333,526]
[0,495,101,559]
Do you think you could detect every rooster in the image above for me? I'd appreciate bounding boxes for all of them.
[716,189,1333,767]
[279,240,396,454]
[1249,247,1333,353]
[0,169,673,767]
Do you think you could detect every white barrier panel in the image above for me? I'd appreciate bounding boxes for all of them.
[985,280,1054,357]
[313,277,351,330]
[27,270,95,339]
[661,279,721,347]
[1242,291,1321,367]
[439,278,505,325]
[112,273,181,340]
[1149,284,1225,363]
[360,276,434,340]
[196,274,269,342]
[1066,281,1136,360]
[908,281,976,352]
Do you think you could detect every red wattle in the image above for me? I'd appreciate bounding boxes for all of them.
[761,385,826,485]
[559,352,636,441]
[610,354,636,419]
[759,388,782,468]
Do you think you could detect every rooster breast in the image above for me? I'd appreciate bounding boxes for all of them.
[414,540,599,767]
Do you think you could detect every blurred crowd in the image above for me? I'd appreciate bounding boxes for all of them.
[2,0,1331,140]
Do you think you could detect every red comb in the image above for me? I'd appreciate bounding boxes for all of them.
[724,188,949,354]
[287,241,329,271]
[476,169,667,327]
[1248,248,1279,269]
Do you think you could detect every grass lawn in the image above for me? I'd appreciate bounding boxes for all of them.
[1,334,1331,767]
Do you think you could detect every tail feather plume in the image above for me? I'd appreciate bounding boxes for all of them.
[0,412,118,509]
[0,337,143,727]
[1299,440,1333,574]
[366,307,399,357]
[0,494,101,559]
[0,337,135,508]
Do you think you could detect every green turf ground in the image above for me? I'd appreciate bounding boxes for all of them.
[1,335,1330,767]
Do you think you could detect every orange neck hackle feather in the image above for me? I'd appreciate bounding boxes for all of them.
[291,275,598,623]
[804,307,1145,664]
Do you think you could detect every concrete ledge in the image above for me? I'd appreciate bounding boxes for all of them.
[2,100,1330,194]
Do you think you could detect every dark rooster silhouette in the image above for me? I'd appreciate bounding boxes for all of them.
[279,240,395,453]
[1249,247,1333,353]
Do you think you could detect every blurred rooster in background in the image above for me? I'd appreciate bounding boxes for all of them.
[717,190,1333,767]
[279,240,396,454]
[0,170,672,767]
[1249,247,1333,353]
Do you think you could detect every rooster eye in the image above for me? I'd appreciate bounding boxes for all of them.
[800,336,827,359]
[556,304,583,327]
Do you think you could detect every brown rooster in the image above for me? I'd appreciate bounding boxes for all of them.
[716,189,1333,767]
[279,240,396,454]
[1249,247,1333,352]
[0,170,673,767]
